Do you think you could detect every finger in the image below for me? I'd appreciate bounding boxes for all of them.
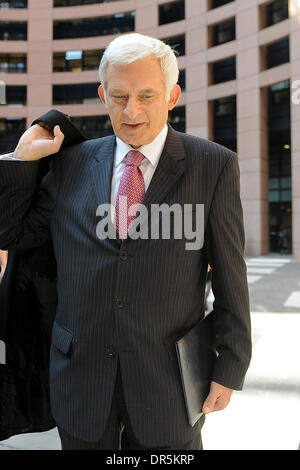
[211,396,229,412]
[53,124,64,140]
[202,392,217,415]
[52,125,65,149]
[203,389,233,414]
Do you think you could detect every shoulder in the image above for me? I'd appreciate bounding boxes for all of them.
[170,128,236,174]
[64,135,115,156]
[176,130,234,159]
[51,134,115,170]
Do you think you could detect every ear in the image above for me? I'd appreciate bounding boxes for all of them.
[98,85,106,105]
[168,84,181,111]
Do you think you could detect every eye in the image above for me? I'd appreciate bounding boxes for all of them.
[112,95,127,101]
[140,95,153,100]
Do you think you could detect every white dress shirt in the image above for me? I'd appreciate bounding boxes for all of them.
[111,124,168,209]
[0,152,17,160]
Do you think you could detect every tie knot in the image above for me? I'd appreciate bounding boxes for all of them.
[125,150,144,167]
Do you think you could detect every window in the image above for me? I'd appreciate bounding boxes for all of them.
[210,17,235,47]
[0,21,27,40]
[211,56,236,84]
[209,0,234,9]
[159,1,185,26]
[266,0,288,27]
[54,0,122,5]
[0,1,27,8]
[267,80,292,252]
[212,95,236,151]
[168,105,185,133]
[163,34,185,57]
[0,118,26,154]
[265,37,289,69]
[53,83,99,104]
[53,12,135,39]
[0,53,26,73]
[53,49,104,72]
[6,85,26,105]
[178,70,185,90]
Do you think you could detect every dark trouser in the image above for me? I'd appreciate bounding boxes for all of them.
[58,363,203,450]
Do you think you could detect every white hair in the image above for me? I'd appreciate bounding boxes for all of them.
[98,33,179,101]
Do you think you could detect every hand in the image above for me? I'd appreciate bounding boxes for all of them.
[202,381,233,415]
[0,250,8,275]
[13,123,64,161]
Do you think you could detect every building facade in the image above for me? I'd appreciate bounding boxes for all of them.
[0,0,299,258]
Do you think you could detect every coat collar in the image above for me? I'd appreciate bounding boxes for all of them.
[140,124,186,209]
[91,134,116,210]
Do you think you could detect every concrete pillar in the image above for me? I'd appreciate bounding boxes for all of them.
[289,0,300,258]
[236,0,269,255]
[185,0,208,138]
[26,0,53,126]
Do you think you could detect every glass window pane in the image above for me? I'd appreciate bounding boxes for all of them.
[163,34,185,57]
[212,18,235,46]
[53,12,135,39]
[0,118,26,154]
[212,56,236,84]
[210,0,233,9]
[159,1,185,26]
[266,37,289,69]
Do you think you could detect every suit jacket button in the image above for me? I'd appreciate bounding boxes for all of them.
[107,345,116,357]
[120,250,127,261]
[115,298,124,309]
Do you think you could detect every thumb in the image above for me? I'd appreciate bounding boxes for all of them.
[202,390,217,415]
[53,124,64,139]
[53,125,65,148]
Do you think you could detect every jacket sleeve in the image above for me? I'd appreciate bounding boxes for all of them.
[205,151,252,390]
[0,157,60,251]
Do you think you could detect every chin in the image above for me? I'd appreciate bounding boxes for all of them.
[124,136,146,148]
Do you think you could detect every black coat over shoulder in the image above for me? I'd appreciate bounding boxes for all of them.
[0,110,86,440]
[0,159,57,440]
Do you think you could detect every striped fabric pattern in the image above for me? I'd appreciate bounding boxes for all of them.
[0,125,251,447]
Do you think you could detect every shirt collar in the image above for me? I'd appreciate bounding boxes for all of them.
[114,124,168,168]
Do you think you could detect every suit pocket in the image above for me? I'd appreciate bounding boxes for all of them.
[51,321,74,355]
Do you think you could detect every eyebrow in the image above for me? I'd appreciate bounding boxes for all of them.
[139,89,158,94]
[109,89,159,95]
[109,89,126,94]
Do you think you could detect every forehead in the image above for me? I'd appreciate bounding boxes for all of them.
[105,57,164,90]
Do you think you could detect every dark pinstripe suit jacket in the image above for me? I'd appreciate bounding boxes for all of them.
[0,125,251,447]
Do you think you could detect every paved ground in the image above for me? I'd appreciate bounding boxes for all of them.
[1,254,299,450]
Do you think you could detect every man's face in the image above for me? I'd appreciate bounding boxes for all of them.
[98,57,181,148]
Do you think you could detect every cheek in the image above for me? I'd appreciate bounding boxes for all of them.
[149,103,166,121]
[109,106,122,122]
[151,105,168,124]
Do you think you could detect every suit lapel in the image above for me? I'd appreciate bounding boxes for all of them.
[91,135,116,208]
[142,125,186,209]
[90,136,122,246]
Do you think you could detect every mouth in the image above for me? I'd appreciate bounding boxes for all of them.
[123,123,145,131]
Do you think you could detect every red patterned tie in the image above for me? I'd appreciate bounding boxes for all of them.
[115,150,145,239]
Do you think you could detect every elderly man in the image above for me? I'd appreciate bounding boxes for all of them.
[0,33,251,450]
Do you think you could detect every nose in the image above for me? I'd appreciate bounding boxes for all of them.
[123,96,141,121]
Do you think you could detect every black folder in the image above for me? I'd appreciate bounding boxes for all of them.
[175,313,217,427]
